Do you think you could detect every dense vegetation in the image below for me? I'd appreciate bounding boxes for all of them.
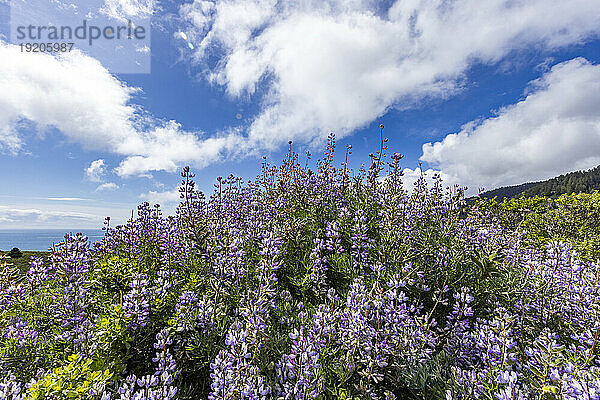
[471,193,600,263]
[479,165,600,200]
[1,250,50,277]
[1,135,600,399]
[7,249,22,260]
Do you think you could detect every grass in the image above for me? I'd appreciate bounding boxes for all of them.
[1,251,51,277]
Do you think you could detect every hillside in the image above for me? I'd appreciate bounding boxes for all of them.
[479,165,600,200]
[479,181,540,200]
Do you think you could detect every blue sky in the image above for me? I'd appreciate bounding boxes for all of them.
[0,0,600,228]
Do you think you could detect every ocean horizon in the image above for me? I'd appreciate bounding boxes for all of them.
[0,229,106,251]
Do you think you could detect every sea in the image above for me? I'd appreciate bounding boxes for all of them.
[0,229,106,251]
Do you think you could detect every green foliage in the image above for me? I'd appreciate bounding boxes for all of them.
[8,248,22,259]
[479,181,540,201]
[1,251,49,276]
[24,354,112,400]
[472,192,600,262]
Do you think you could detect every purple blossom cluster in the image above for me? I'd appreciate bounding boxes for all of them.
[26,256,54,285]
[276,327,323,399]
[350,210,373,272]
[208,322,270,400]
[174,290,214,333]
[123,274,151,330]
[275,305,335,399]
[117,329,179,400]
[0,374,23,399]
[3,318,38,347]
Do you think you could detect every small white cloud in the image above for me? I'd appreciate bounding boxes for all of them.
[136,45,150,53]
[113,122,247,177]
[95,182,119,192]
[85,159,106,182]
[138,187,181,216]
[139,187,180,206]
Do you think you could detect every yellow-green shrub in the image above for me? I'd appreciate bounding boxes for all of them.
[25,354,112,400]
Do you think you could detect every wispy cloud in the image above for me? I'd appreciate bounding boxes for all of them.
[139,187,180,204]
[0,206,99,228]
[138,187,181,215]
[100,0,158,21]
[0,202,134,229]
[95,182,119,192]
[46,197,90,201]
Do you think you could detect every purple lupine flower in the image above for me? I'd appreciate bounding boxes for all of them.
[117,329,178,400]
[276,326,323,399]
[256,232,282,307]
[0,285,25,312]
[152,266,174,300]
[26,256,53,286]
[324,221,344,254]
[208,322,270,400]
[123,274,150,330]
[276,304,337,399]
[51,232,92,281]
[350,210,373,272]
[309,238,328,294]
[3,318,38,347]
[52,279,91,348]
[0,374,23,399]
[174,290,214,333]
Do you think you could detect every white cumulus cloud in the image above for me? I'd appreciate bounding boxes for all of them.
[399,167,460,194]
[421,57,600,193]
[0,44,138,153]
[139,187,181,205]
[138,187,182,216]
[0,42,246,177]
[3,0,600,179]
[180,0,600,150]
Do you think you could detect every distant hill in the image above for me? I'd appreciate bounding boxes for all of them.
[479,181,540,201]
[479,165,600,200]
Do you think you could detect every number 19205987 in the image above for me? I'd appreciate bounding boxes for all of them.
[20,42,74,53]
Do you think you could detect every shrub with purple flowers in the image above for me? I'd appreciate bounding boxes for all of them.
[2,133,600,399]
